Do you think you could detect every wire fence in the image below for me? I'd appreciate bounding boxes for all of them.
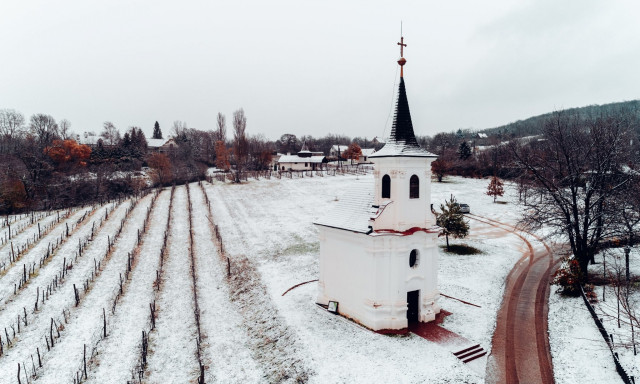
[580,287,636,384]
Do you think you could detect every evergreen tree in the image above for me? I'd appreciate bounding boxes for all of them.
[152,121,163,139]
[436,195,470,250]
[122,132,131,147]
[486,175,504,203]
[457,140,472,160]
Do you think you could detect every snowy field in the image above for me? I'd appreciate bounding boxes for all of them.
[206,174,525,383]
[0,174,625,383]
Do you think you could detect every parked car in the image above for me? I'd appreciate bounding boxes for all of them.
[458,203,470,213]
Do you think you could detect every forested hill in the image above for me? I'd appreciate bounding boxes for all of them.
[480,100,640,138]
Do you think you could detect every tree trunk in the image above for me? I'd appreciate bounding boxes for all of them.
[446,234,450,251]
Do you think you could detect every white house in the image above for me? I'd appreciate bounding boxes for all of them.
[314,45,440,331]
[329,145,349,158]
[278,143,327,171]
[147,138,176,154]
[356,148,376,164]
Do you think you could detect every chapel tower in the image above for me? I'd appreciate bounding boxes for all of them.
[314,35,440,331]
[370,36,438,232]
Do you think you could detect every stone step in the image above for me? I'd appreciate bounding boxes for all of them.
[462,350,487,364]
[453,344,480,357]
[453,344,486,364]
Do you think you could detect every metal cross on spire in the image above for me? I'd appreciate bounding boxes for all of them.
[397,36,407,57]
[397,35,407,77]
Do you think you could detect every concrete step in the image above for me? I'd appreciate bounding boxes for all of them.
[453,344,486,364]
[453,344,480,357]
[462,350,487,363]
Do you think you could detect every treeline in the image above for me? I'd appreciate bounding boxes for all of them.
[480,99,640,139]
[0,107,383,214]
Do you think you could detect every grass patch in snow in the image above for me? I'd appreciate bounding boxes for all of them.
[439,244,483,255]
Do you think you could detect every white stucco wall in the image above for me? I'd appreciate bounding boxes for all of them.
[371,156,436,232]
[317,226,440,331]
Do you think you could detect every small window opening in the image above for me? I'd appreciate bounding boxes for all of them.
[410,175,419,199]
[382,174,391,198]
[409,249,419,268]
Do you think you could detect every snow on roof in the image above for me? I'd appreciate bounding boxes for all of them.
[361,148,376,156]
[370,141,437,158]
[331,145,349,152]
[278,154,326,163]
[78,132,100,145]
[147,138,168,148]
[314,179,375,233]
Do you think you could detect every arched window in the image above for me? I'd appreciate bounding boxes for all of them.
[382,174,391,198]
[410,175,419,199]
[409,249,419,268]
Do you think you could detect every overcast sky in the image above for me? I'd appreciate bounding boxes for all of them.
[2,0,639,141]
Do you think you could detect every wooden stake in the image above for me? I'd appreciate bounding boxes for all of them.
[50,318,54,347]
[83,344,87,379]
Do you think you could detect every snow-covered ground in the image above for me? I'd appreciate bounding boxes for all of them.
[204,174,525,383]
[0,174,626,383]
[586,248,640,380]
[146,186,200,383]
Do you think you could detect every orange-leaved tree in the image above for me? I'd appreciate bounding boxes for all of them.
[214,140,230,171]
[147,153,172,186]
[486,175,504,203]
[343,143,362,165]
[45,139,91,170]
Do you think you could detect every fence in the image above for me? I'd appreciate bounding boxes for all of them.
[206,165,373,184]
[580,287,635,384]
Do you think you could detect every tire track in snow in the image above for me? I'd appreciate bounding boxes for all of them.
[468,214,558,384]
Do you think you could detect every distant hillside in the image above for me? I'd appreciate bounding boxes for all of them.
[480,100,640,138]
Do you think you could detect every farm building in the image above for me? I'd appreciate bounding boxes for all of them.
[356,148,376,164]
[278,143,327,171]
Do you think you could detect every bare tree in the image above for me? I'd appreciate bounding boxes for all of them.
[510,111,635,277]
[232,108,248,183]
[29,114,58,146]
[58,119,72,140]
[101,121,120,146]
[0,109,26,139]
[216,113,226,142]
[0,109,26,153]
[172,120,188,137]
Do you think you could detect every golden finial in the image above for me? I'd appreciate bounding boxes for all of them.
[397,36,407,77]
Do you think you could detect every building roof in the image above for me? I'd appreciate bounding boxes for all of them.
[78,132,100,146]
[278,154,326,163]
[147,138,169,148]
[371,77,437,159]
[314,180,375,233]
[331,145,349,152]
[361,148,376,157]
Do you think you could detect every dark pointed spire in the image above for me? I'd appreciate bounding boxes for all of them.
[370,35,437,158]
[389,77,419,148]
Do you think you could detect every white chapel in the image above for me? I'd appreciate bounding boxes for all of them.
[314,37,440,331]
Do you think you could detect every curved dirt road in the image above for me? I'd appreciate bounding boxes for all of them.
[468,214,561,384]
